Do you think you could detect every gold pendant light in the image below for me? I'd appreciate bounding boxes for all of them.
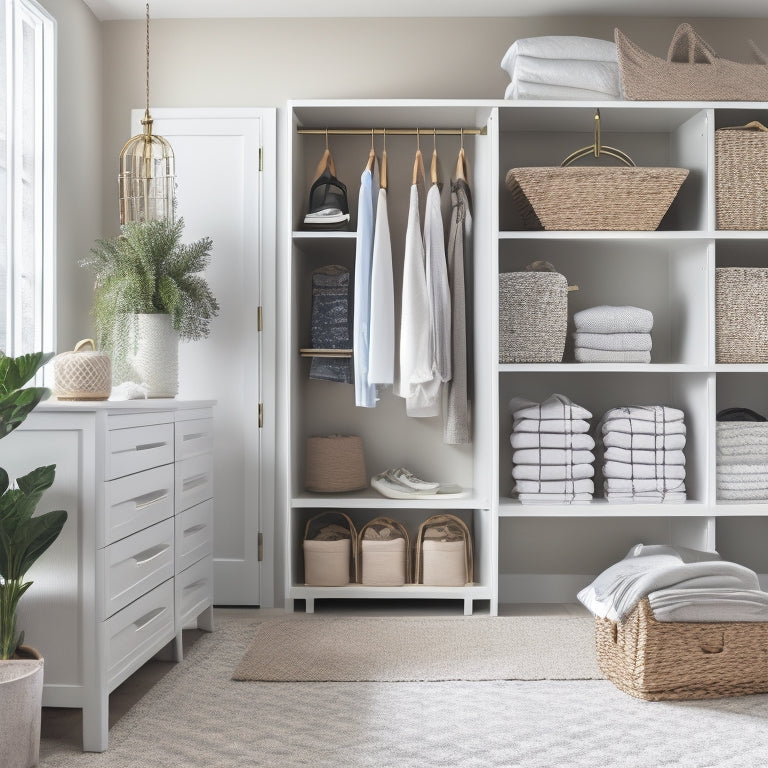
[118,3,175,225]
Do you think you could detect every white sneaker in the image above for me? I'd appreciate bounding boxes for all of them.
[387,467,440,491]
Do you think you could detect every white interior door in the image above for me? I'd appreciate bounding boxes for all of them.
[132,108,276,606]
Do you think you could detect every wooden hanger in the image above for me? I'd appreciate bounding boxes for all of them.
[455,128,467,181]
[430,129,438,185]
[365,128,376,172]
[412,130,425,185]
[381,129,387,190]
[311,129,337,180]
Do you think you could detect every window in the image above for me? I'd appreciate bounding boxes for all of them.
[0,0,55,360]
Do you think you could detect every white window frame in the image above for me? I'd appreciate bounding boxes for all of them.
[2,0,55,365]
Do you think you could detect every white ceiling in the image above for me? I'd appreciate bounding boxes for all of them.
[82,0,768,21]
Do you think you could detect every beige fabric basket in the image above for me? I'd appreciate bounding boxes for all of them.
[615,24,768,102]
[53,339,111,401]
[305,434,367,493]
[505,167,688,232]
[715,268,768,363]
[499,262,568,363]
[596,598,768,700]
[414,514,473,587]
[302,511,358,586]
[715,122,768,230]
[358,517,410,587]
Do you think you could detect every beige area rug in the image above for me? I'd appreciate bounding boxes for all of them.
[232,615,602,682]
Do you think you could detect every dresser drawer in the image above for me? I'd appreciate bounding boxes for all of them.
[102,464,175,546]
[175,417,214,460]
[104,579,175,691]
[106,422,175,480]
[100,518,175,620]
[175,453,214,513]
[176,555,213,628]
[176,498,213,573]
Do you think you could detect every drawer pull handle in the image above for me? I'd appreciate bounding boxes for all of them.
[183,578,206,591]
[182,473,208,491]
[183,432,206,442]
[133,490,169,510]
[133,543,170,566]
[133,606,165,630]
[136,441,168,452]
[183,523,207,536]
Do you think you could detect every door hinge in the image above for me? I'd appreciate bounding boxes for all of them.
[257,305,263,331]
[259,146,263,172]
[258,402,263,428]
[258,531,264,562]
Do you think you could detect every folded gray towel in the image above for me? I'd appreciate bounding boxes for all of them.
[575,348,651,363]
[573,305,653,334]
[573,331,652,351]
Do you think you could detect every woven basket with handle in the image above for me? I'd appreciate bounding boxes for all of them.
[53,339,111,401]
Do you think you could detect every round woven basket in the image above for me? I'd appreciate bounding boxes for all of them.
[53,339,111,401]
[305,435,367,493]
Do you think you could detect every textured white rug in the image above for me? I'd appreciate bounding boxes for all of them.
[232,615,602,681]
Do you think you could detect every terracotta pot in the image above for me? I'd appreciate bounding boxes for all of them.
[0,646,43,768]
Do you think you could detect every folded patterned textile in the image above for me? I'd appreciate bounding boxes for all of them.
[508,393,592,421]
[512,462,594,481]
[574,348,651,363]
[602,405,684,423]
[716,463,768,477]
[573,305,654,334]
[516,492,593,504]
[577,543,758,621]
[603,460,685,481]
[513,417,591,434]
[602,431,686,451]
[717,487,768,500]
[604,447,685,466]
[507,56,621,97]
[513,448,595,465]
[514,478,594,494]
[504,81,621,100]
[606,491,687,504]
[510,431,596,450]
[604,477,686,493]
[603,418,686,436]
[648,587,768,622]
[573,332,652,352]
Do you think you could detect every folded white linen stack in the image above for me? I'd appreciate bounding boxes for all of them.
[600,405,687,503]
[717,420,768,500]
[500,36,622,101]
[509,393,595,503]
[573,305,653,363]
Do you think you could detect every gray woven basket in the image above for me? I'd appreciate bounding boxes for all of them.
[715,267,768,363]
[716,122,768,230]
[499,266,568,363]
[505,167,688,231]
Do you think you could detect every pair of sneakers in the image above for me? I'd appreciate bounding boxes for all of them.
[303,167,350,229]
[371,468,463,500]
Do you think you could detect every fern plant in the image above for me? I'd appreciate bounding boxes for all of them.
[80,217,220,360]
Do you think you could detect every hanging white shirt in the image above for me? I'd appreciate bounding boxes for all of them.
[368,186,394,385]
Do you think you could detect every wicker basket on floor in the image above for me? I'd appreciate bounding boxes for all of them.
[595,597,768,700]
[715,267,768,363]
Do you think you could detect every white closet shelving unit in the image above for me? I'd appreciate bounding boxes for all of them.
[280,99,768,615]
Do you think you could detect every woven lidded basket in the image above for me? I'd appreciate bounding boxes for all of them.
[715,268,768,363]
[505,167,689,231]
[499,262,568,363]
[53,339,111,401]
[305,434,367,493]
[715,122,768,230]
[596,598,768,700]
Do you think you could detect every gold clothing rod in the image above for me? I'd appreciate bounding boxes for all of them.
[297,127,486,136]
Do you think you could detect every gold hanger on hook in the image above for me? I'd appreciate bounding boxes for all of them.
[431,128,438,185]
[413,128,425,185]
[456,127,467,181]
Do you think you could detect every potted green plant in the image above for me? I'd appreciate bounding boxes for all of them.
[80,216,220,397]
[0,351,67,768]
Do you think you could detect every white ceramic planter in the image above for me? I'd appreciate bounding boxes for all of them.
[130,313,179,397]
[0,647,43,768]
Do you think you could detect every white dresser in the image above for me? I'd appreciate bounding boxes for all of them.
[0,399,215,752]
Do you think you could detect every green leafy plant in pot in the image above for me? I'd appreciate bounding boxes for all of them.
[80,217,219,397]
[0,351,67,768]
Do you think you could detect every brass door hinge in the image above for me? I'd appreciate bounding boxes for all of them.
[257,305,263,331]
[258,531,264,562]
[258,402,263,428]
[259,146,263,172]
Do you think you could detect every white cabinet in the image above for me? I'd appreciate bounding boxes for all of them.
[1,399,215,752]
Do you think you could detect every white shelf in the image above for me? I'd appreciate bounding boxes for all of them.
[498,231,712,241]
[291,489,485,509]
[499,364,704,374]
[499,500,711,517]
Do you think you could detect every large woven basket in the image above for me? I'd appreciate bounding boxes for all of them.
[358,516,410,586]
[715,122,768,230]
[414,514,473,586]
[615,24,768,101]
[505,167,688,231]
[715,268,768,363]
[305,434,367,493]
[595,598,768,700]
[303,511,358,585]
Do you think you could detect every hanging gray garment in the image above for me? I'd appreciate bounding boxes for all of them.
[309,265,353,383]
[444,178,473,444]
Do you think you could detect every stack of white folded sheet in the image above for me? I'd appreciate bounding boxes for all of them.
[717,420,768,501]
[509,393,595,503]
[600,405,687,503]
[578,543,768,623]
[500,36,623,101]
[573,305,653,363]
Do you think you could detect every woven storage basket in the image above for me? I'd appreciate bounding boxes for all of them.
[499,262,568,363]
[358,517,410,586]
[715,122,768,230]
[305,434,367,493]
[303,511,358,586]
[414,514,473,587]
[505,167,688,231]
[715,268,768,363]
[53,339,111,401]
[596,597,768,700]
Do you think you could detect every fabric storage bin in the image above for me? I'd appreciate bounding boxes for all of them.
[596,597,768,700]
[499,261,568,363]
[715,268,768,363]
[358,517,410,587]
[302,511,358,586]
[715,122,768,230]
[305,434,367,493]
[414,514,473,587]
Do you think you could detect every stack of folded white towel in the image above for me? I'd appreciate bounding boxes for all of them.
[599,405,687,503]
[509,393,595,503]
[500,36,623,101]
[573,305,654,363]
[716,409,768,501]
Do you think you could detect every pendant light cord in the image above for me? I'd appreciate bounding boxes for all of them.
[145,3,150,116]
